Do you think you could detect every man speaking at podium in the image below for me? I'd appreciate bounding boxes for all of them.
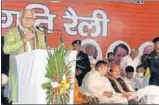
[3,9,46,55]
[3,9,46,103]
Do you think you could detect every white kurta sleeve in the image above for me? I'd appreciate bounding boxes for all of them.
[114,92,123,97]
[85,78,104,97]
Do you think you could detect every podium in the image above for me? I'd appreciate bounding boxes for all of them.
[10,49,77,104]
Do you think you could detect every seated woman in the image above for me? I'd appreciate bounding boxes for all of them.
[108,64,133,99]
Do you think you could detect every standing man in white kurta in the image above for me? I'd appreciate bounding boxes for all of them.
[120,48,141,76]
[81,60,128,104]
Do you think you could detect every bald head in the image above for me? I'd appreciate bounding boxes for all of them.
[20,9,36,28]
[110,64,121,78]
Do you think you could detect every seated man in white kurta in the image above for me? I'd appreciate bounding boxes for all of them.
[81,60,128,104]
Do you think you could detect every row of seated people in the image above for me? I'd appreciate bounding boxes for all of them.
[74,60,151,104]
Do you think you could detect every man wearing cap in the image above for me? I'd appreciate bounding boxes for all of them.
[72,40,91,86]
[148,37,159,86]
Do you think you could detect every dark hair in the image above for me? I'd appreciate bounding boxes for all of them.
[152,37,159,43]
[107,52,114,60]
[125,66,134,72]
[113,44,129,55]
[95,60,107,69]
[136,64,145,70]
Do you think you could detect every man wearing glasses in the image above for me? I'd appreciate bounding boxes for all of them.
[3,9,46,103]
[3,9,46,54]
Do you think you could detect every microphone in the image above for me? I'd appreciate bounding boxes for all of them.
[36,26,64,46]
[36,26,44,32]
[42,26,48,30]
[36,26,40,30]
[36,26,56,32]
[39,26,63,44]
[36,26,51,32]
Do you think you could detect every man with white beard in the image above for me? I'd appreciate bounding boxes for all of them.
[81,60,128,104]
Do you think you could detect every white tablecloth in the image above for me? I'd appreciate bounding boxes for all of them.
[13,49,77,104]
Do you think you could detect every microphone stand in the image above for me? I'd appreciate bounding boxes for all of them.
[43,28,64,57]
[36,26,64,49]
[43,27,64,46]
[43,29,48,49]
[52,29,63,44]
